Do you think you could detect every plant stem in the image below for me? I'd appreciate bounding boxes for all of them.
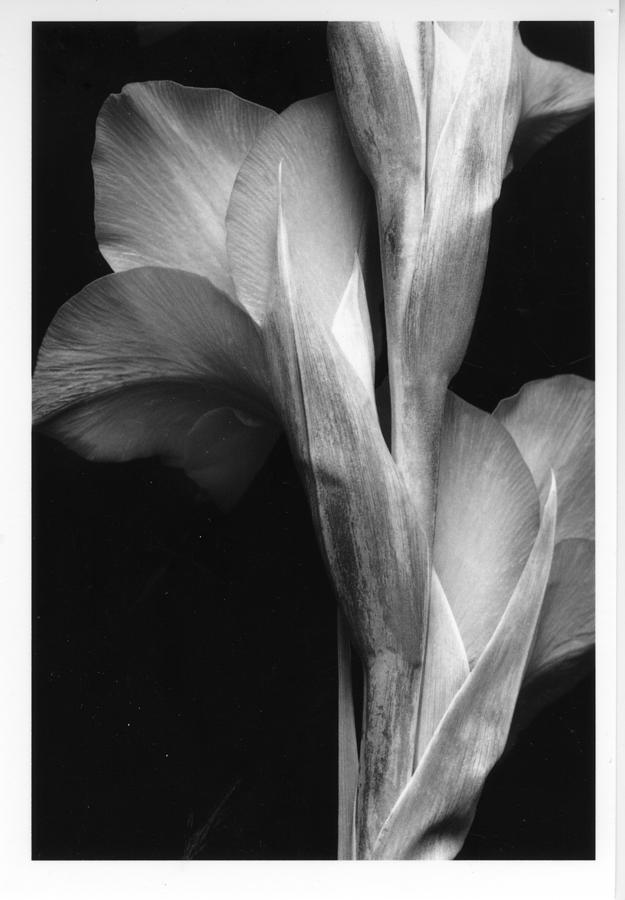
[356,651,422,858]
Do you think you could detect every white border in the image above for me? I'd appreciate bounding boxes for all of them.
[0,2,618,899]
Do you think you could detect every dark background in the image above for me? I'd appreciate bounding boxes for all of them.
[32,22,594,860]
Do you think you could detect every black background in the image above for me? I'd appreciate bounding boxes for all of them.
[32,22,594,860]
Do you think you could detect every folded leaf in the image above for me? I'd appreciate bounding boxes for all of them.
[373,475,557,859]
[327,22,429,193]
[434,391,540,667]
[93,81,276,295]
[426,24,470,184]
[409,23,519,382]
[266,182,430,854]
[494,374,594,541]
[415,569,469,765]
[331,252,375,393]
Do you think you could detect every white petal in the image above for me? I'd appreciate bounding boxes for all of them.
[93,81,276,294]
[527,537,594,681]
[494,375,594,541]
[434,391,540,667]
[513,37,594,167]
[34,267,276,507]
[226,92,372,329]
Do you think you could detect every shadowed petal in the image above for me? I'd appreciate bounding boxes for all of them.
[434,391,540,667]
[509,538,594,743]
[494,375,594,541]
[527,537,594,681]
[34,267,276,507]
[184,408,279,509]
[93,81,276,294]
[513,37,594,167]
[226,93,373,335]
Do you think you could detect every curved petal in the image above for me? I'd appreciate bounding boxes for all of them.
[509,538,594,743]
[93,81,276,294]
[513,36,594,168]
[434,391,540,667]
[527,537,594,681]
[494,375,594,541]
[184,408,279,509]
[225,92,373,338]
[33,267,276,507]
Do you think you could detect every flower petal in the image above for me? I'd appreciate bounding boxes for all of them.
[509,537,594,745]
[513,37,594,168]
[93,81,276,294]
[527,537,594,681]
[373,475,557,860]
[34,267,276,506]
[434,391,540,667]
[494,375,594,541]
[225,93,373,332]
[183,408,279,509]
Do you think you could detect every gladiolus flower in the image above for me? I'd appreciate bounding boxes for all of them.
[33,25,594,862]
[33,83,378,510]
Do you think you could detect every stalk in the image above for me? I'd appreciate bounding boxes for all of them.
[355,651,423,858]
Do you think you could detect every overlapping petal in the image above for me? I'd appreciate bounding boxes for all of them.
[528,537,594,680]
[434,390,540,667]
[225,93,374,344]
[512,34,594,168]
[93,81,276,295]
[33,267,276,507]
[494,375,594,541]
